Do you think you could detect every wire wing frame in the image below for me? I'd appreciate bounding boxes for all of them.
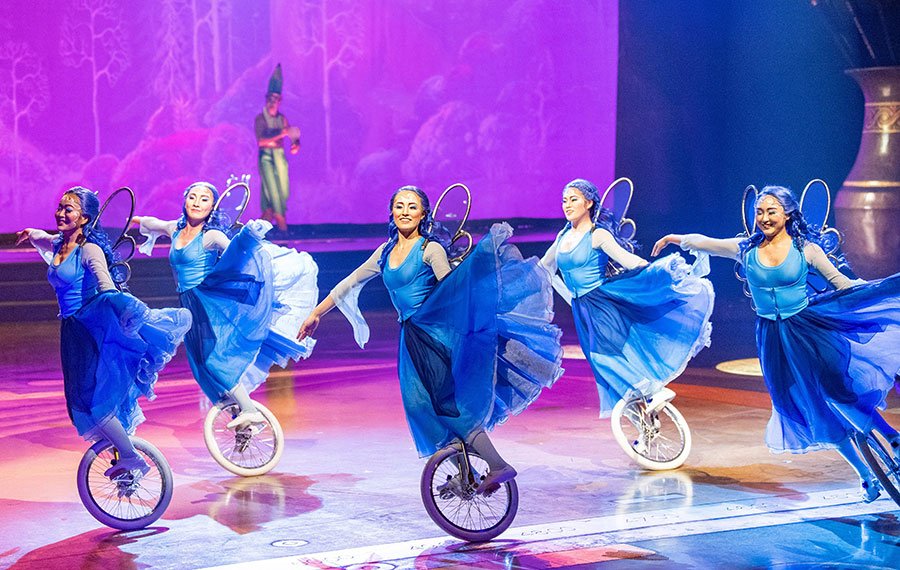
[431,182,473,265]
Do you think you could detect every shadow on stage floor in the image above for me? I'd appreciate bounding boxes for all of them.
[0,305,897,570]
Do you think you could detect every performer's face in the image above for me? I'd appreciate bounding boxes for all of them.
[562,187,593,225]
[755,195,789,239]
[184,186,215,223]
[56,194,85,233]
[392,191,424,234]
[266,94,281,116]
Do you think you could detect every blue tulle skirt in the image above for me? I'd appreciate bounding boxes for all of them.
[759,274,900,454]
[181,225,317,403]
[399,223,564,457]
[61,291,191,441]
[571,254,714,417]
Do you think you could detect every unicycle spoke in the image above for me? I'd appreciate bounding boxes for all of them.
[421,445,518,541]
[612,397,692,470]
[78,437,173,530]
[204,400,284,476]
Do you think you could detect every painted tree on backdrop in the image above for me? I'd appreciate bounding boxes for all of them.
[151,0,194,133]
[191,0,226,97]
[0,41,48,188]
[297,0,362,176]
[59,0,130,158]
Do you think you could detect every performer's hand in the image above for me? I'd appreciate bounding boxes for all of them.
[651,234,683,257]
[290,142,300,155]
[298,314,319,341]
[15,228,32,246]
[129,216,143,228]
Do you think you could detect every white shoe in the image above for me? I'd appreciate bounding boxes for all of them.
[861,478,881,503]
[104,455,150,479]
[477,464,517,495]
[226,410,266,430]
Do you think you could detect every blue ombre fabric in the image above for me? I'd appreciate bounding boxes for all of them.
[390,223,563,457]
[52,249,190,441]
[557,231,714,416]
[745,247,900,453]
[172,223,315,403]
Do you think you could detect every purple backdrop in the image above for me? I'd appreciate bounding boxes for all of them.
[0,0,617,232]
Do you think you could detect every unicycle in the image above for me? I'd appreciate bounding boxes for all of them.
[420,441,519,542]
[76,436,174,530]
[203,399,284,476]
[855,430,900,507]
[611,388,692,470]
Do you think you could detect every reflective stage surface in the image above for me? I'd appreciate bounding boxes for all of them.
[1,310,898,570]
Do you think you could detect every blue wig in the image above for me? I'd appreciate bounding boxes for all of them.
[53,186,126,286]
[175,181,232,234]
[377,185,453,268]
[561,178,635,251]
[737,186,844,263]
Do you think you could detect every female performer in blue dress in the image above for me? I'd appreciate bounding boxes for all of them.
[653,185,900,501]
[298,185,563,490]
[133,181,318,428]
[16,187,191,477]
[540,179,714,464]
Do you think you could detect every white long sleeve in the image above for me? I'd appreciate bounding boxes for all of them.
[137,217,178,255]
[81,243,116,291]
[680,234,743,261]
[804,243,853,290]
[28,229,57,264]
[593,228,646,270]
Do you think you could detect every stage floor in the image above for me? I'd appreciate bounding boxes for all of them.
[1,310,898,570]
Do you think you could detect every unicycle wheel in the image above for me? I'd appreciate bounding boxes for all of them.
[76,436,173,530]
[856,431,900,508]
[420,444,518,542]
[204,399,284,476]
[611,396,692,470]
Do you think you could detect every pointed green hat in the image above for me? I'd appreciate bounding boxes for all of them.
[267,63,283,95]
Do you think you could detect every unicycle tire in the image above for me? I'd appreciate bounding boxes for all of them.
[420,444,518,542]
[611,396,692,470]
[204,400,284,476]
[76,436,173,530]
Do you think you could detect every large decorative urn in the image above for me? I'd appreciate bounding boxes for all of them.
[834,66,900,279]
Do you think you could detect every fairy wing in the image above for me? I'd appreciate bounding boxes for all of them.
[598,177,635,244]
[735,185,759,307]
[215,174,252,231]
[799,179,830,232]
[740,184,758,238]
[596,177,636,276]
[91,187,136,290]
[799,178,851,291]
[431,182,473,265]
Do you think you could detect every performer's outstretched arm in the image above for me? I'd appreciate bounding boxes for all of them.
[653,233,742,261]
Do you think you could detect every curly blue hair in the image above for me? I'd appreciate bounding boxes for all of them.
[377,185,453,268]
[561,178,635,251]
[737,186,844,263]
[175,181,232,234]
[53,187,127,286]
